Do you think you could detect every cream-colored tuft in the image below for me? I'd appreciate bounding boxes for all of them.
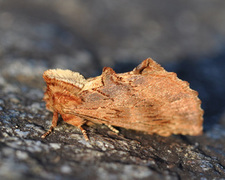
[44,69,86,88]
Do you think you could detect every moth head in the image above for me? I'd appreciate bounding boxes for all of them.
[43,69,85,112]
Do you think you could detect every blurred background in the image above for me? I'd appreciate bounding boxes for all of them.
[0,0,225,129]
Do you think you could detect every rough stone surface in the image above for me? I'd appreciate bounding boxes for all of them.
[0,1,225,180]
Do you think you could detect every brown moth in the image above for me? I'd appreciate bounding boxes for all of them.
[42,58,204,141]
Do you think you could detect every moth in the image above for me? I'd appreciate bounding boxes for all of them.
[41,58,204,141]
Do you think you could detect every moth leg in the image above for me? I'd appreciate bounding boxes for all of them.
[41,111,58,138]
[78,125,89,141]
[105,124,119,134]
[64,115,89,141]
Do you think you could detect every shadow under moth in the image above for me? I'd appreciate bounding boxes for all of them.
[42,58,204,141]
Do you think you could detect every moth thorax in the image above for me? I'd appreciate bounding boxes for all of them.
[43,69,87,89]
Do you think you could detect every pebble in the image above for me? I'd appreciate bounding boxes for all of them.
[50,143,61,150]
[14,129,29,138]
[60,165,72,174]
[16,150,28,160]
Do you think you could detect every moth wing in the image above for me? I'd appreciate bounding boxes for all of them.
[127,58,204,136]
[61,59,203,136]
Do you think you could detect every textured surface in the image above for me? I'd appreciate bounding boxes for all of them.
[0,1,225,180]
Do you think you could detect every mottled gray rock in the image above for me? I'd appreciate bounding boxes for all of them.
[0,1,225,180]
